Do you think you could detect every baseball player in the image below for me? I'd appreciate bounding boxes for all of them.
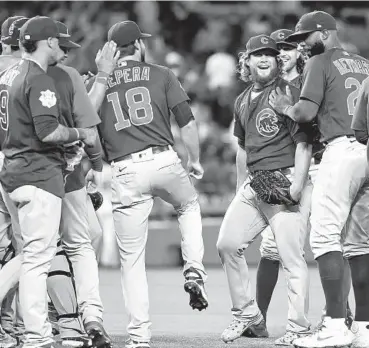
[88,20,208,348]
[247,30,305,337]
[49,21,114,348]
[269,11,369,348]
[0,15,97,348]
[217,34,312,345]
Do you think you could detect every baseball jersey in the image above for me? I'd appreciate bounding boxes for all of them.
[351,76,369,138]
[289,75,303,89]
[48,64,101,193]
[300,48,369,143]
[234,77,309,172]
[0,59,65,198]
[97,60,189,162]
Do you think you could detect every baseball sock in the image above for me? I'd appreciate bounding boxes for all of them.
[317,251,346,318]
[348,254,369,321]
[342,258,353,324]
[256,257,279,321]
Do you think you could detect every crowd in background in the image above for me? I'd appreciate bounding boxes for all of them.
[1,1,369,217]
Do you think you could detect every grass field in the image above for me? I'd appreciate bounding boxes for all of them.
[98,266,356,348]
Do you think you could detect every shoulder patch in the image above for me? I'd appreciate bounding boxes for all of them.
[39,90,57,108]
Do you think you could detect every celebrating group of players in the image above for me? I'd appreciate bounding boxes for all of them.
[218,9,369,348]
[0,7,368,348]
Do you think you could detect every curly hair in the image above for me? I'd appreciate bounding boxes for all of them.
[296,55,306,75]
[237,50,284,83]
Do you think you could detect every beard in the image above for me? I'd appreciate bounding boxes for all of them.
[309,40,325,57]
[250,65,279,85]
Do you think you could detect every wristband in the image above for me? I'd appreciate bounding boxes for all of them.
[96,71,109,85]
[65,128,81,143]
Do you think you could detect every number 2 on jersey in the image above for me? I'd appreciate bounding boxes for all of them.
[107,86,154,131]
[345,77,361,117]
[0,90,9,131]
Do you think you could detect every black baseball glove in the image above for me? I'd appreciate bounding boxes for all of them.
[88,191,104,211]
[250,170,298,206]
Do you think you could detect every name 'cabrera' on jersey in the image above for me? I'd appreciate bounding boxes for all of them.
[234,77,309,172]
[300,48,369,142]
[98,60,189,162]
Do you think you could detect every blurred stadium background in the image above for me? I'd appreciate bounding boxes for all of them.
[2,0,368,268]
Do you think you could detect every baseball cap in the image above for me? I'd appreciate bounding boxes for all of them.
[1,16,29,46]
[55,21,81,48]
[270,29,297,48]
[245,35,279,56]
[108,20,151,47]
[286,11,337,42]
[20,16,67,42]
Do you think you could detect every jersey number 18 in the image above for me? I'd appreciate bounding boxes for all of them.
[107,86,154,131]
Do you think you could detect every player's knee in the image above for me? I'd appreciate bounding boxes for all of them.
[310,230,341,259]
[216,237,242,257]
[175,197,200,215]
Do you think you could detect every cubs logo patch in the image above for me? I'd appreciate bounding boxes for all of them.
[256,108,280,138]
[261,37,269,44]
[278,32,285,39]
[39,90,56,108]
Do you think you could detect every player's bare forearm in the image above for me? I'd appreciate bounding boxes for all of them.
[286,99,319,123]
[88,73,108,111]
[41,124,93,145]
[180,120,200,163]
[84,129,103,172]
[236,146,248,192]
[293,142,312,190]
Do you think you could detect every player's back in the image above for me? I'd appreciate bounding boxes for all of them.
[304,48,369,142]
[98,60,185,162]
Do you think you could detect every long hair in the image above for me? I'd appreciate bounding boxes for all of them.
[296,54,306,75]
[237,50,283,83]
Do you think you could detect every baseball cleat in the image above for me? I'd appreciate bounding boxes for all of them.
[184,267,208,311]
[84,321,112,348]
[275,331,306,346]
[293,317,354,348]
[351,321,369,348]
[242,318,269,338]
[221,313,264,343]
[125,339,150,348]
[61,336,93,348]
[0,327,17,348]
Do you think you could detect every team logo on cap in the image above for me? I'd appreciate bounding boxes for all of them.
[256,108,280,137]
[39,90,57,108]
[278,32,285,39]
[261,37,269,44]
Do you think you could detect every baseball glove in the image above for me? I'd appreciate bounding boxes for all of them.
[249,170,298,206]
[88,191,104,211]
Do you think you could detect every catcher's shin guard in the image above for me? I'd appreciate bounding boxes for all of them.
[0,243,15,269]
[47,241,85,337]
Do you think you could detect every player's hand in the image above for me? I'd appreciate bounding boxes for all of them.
[269,86,293,115]
[95,41,120,76]
[289,181,302,203]
[188,160,204,180]
[79,128,97,147]
[82,71,95,86]
[85,169,103,190]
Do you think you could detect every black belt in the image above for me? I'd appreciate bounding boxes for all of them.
[322,135,355,146]
[112,145,170,163]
